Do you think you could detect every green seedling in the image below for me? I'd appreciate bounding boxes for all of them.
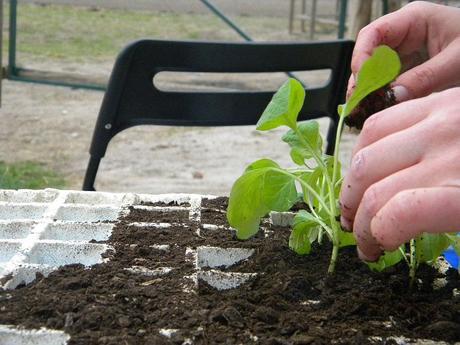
[369,233,460,287]
[227,46,401,273]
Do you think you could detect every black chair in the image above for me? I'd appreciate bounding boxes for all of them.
[82,39,353,191]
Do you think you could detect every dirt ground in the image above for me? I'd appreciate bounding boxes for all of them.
[22,0,339,17]
[1,75,357,195]
[1,1,359,196]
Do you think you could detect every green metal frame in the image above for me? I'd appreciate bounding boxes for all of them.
[7,0,105,90]
[5,0,353,91]
[0,0,3,106]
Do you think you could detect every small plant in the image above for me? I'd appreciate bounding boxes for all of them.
[370,233,460,287]
[227,45,460,279]
[227,46,402,273]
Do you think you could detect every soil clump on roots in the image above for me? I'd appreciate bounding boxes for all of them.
[345,85,397,129]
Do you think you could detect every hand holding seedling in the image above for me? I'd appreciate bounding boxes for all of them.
[340,89,460,262]
[348,2,460,102]
[228,43,460,282]
[341,2,460,263]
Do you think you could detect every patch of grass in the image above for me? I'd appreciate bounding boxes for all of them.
[0,161,66,190]
[4,3,293,63]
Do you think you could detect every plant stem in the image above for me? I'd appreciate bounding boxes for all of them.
[293,122,343,274]
[409,239,417,288]
[332,111,347,187]
[293,128,334,192]
[328,233,340,274]
[279,169,333,217]
[399,246,410,265]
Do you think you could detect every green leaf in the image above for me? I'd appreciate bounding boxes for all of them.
[293,210,319,228]
[245,159,298,211]
[244,158,279,172]
[415,233,450,264]
[282,120,322,165]
[262,169,298,212]
[227,159,297,240]
[289,148,306,166]
[257,78,305,131]
[299,168,322,207]
[289,225,312,255]
[289,210,321,255]
[294,210,323,243]
[367,248,404,272]
[338,229,356,248]
[340,45,401,117]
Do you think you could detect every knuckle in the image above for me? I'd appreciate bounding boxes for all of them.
[405,1,430,11]
[412,66,436,95]
[388,191,412,225]
[349,149,368,182]
[360,114,379,144]
[424,93,460,139]
[356,25,370,40]
[361,186,380,217]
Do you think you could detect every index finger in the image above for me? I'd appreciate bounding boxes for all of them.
[351,2,429,75]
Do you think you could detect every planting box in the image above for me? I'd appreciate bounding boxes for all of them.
[0,189,459,344]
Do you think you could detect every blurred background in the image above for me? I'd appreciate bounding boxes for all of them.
[0,0,457,194]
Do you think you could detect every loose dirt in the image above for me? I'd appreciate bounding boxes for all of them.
[0,197,459,344]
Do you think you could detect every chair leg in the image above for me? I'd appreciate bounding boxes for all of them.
[289,0,295,34]
[82,155,102,191]
[325,118,339,156]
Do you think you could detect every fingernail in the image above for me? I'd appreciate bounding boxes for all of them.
[340,216,353,232]
[392,85,410,103]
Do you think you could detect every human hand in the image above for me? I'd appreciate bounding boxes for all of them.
[340,88,460,261]
[347,1,460,102]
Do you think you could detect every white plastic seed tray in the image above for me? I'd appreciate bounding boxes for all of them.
[0,189,261,344]
[0,189,453,345]
[0,189,131,290]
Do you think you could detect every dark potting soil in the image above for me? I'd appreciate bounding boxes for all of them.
[1,198,460,345]
[143,201,192,207]
[345,85,397,130]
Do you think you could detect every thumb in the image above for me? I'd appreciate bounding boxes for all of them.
[392,42,460,102]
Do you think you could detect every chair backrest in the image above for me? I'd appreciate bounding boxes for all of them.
[83,39,353,191]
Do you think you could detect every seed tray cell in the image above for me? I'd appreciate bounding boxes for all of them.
[0,221,36,239]
[53,205,120,222]
[0,324,70,345]
[64,191,130,206]
[0,241,22,263]
[3,264,58,289]
[0,189,59,203]
[41,222,113,242]
[25,242,110,266]
[0,204,48,220]
[196,246,254,269]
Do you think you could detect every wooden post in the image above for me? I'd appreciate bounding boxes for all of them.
[301,0,307,33]
[387,0,402,13]
[0,0,3,107]
[349,0,402,39]
[289,0,295,34]
[309,0,317,39]
[349,0,372,39]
